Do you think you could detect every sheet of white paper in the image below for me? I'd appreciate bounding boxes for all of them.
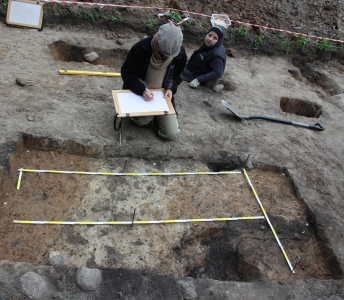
[117,90,169,114]
[8,0,42,27]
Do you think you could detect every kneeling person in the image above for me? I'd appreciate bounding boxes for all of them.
[180,25,226,92]
[120,22,187,141]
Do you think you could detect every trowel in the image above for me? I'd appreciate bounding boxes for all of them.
[221,100,325,131]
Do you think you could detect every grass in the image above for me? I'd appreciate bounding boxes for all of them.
[317,39,332,52]
[280,38,293,54]
[236,27,249,38]
[146,19,158,29]
[252,36,265,50]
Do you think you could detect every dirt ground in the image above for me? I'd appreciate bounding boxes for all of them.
[1,146,338,283]
[0,3,344,298]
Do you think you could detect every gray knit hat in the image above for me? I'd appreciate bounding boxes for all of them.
[157,22,183,57]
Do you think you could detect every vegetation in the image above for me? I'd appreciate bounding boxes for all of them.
[45,5,122,24]
[252,35,265,50]
[80,10,101,23]
[317,39,332,52]
[164,10,183,23]
[236,27,249,38]
[47,5,60,13]
[295,36,309,51]
[146,19,158,29]
[280,38,293,54]
[103,13,123,23]
[39,3,344,61]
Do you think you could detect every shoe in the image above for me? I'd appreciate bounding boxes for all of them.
[213,84,224,93]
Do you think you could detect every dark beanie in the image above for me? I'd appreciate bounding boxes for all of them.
[208,25,225,39]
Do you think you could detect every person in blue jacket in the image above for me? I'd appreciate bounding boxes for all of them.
[180,25,226,92]
[121,22,187,141]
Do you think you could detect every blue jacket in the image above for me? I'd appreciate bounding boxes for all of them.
[184,37,226,83]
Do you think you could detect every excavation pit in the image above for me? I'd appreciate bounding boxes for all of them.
[49,40,128,68]
[0,137,342,282]
[280,97,323,118]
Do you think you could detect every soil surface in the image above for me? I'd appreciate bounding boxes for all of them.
[1,147,337,283]
[0,1,344,299]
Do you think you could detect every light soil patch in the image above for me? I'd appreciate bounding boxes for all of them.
[0,145,339,282]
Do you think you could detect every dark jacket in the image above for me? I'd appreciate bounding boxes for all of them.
[121,36,187,104]
[182,37,226,84]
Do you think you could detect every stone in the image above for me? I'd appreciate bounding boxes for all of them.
[226,48,239,58]
[83,52,99,63]
[239,153,250,162]
[49,251,68,266]
[16,77,27,86]
[176,277,197,300]
[288,69,302,80]
[21,272,48,299]
[213,84,224,93]
[76,266,102,292]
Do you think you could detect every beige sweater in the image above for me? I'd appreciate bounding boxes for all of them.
[145,55,173,89]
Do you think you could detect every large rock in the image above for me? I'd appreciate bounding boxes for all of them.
[83,51,99,63]
[21,272,49,299]
[76,266,102,292]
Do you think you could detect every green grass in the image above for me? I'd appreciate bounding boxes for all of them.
[146,19,158,29]
[252,36,265,50]
[280,38,293,54]
[317,39,332,52]
[236,27,249,38]
[296,36,308,51]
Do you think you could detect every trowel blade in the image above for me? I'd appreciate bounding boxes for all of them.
[221,100,244,120]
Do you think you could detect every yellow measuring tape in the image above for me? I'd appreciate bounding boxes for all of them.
[242,169,294,273]
[14,216,265,225]
[59,70,121,77]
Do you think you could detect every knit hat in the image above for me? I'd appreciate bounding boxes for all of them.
[157,22,183,57]
[208,25,225,39]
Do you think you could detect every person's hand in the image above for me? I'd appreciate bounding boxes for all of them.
[164,89,173,100]
[189,79,200,88]
[143,89,154,101]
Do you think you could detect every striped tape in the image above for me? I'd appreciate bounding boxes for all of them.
[17,168,241,189]
[231,20,344,43]
[242,169,295,273]
[18,168,241,176]
[39,0,344,44]
[13,216,265,225]
[16,170,23,190]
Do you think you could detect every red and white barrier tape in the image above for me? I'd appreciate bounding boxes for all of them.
[232,20,344,43]
[40,0,168,10]
[40,0,344,44]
